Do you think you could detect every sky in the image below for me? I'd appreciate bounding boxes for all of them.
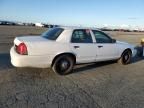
[0,0,144,27]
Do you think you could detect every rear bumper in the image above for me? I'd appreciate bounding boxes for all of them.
[10,47,52,68]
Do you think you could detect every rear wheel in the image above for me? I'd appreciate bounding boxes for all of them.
[52,55,74,75]
[118,50,132,65]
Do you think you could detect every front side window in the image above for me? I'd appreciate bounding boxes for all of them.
[92,30,112,43]
[42,28,64,40]
[71,29,93,43]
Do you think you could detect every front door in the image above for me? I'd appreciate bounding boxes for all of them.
[92,30,119,61]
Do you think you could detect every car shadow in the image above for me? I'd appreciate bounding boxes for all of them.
[73,61,117,74]
[131,56,144,64]
[73,57,144,74]
[0,53,13,70]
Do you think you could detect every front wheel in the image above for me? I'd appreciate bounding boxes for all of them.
[118,50,132,65]
[52,55,74,75]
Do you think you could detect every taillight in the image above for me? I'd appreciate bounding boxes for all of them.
[16,43,28,55]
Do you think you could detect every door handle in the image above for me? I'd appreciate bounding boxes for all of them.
[98,45,103,48]
[74,46,80,49]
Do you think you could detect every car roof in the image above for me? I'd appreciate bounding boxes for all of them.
[59,26,102,31]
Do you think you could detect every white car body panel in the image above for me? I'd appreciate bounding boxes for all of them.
[10,27,137,68]
[14,36,72,56]
[70,43,97,63]
[95,43,119,61]
[10,46,52,68]
[116,41,136,57]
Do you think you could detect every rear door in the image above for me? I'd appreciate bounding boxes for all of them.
[92,30,119,61]
[70,29,96,63]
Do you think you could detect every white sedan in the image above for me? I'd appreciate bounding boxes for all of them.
[10,27,137,75]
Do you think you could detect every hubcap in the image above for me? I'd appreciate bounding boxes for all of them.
[124,54,129,61]
[123,52,130,63]
[61,60,69,70]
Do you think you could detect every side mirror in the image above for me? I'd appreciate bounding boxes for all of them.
[112,39,116,43]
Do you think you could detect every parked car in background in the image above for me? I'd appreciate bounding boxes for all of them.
[10,27,137,75]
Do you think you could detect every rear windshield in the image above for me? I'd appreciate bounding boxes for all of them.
[42,28,64,40]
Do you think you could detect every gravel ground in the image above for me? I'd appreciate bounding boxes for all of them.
[0,26,144,108]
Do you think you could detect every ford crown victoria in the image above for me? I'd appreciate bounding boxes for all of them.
[10,27,137,75]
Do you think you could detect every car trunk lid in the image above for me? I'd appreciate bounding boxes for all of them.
[14,36,49,45]
[13,36,56,55]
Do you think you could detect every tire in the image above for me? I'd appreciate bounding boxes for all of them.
[52,55,74,75]
[118,50,132,65]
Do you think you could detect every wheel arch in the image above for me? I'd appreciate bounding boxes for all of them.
[121,48,132,57]
[51,52,76,67]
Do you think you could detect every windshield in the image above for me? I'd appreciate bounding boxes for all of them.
[42,28,64,40]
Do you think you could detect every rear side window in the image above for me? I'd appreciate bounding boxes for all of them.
[71,29,93,43]
[42,28,64,40]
